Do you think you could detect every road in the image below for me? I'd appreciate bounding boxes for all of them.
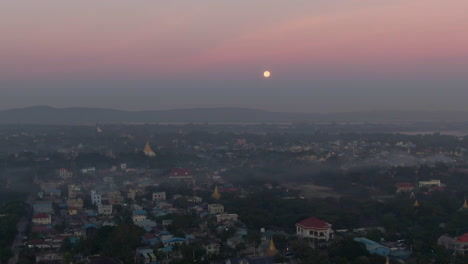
[8,195,33,264]
[8,216,28,264]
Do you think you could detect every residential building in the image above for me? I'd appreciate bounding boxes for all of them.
[32,214,52,225]
[208,204,224,214]
[395,182,414,194]
[98,203,113,216]
[419,179,441,188]
[216,213,238,223]
[90,190,102,205]
[296,217,334,248]
[152,192,166,201]
[438,233,468,255]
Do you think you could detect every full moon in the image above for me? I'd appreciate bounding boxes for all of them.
[263,71,271,78]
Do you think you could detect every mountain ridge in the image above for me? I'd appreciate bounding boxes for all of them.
[1,106,468,124]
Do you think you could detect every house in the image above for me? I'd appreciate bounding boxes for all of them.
[418,179,441,188]
[208,204,224,214]
[438,233,468,255]
[169,168,193,180]
[142,233,160,246]
[152,192,166,201]
[68,184,80,199]
[395,183,414,194]
[98,203,113,216]
[216,213,238,223]
[35,251,63,263]
[296,217,334,248]
[204,242,221,255]
[33,203,53,214]
[67,198,84,210]
[32,214,52,225]
[354,237,390,257]
[136,247,157,264]
[161,236,188,247]
[90,190,102,205]
[132,210,148,222]
[68,207,78,215]
[58,168,73,179]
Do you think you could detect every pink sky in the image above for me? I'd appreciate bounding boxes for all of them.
[1,0,467,80]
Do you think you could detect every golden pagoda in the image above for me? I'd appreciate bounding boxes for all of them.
[212,185,221,200]
[463,199,468,209]
[414,200,420,207]
[385,256,390,264]
[143,140,156,157]
[264,238,279,257]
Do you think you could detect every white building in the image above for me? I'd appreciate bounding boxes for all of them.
[97,204,113,216]
[419,179,441,188]
[296,217,334,248]
[152,192,166,201]
[216,213,238,223]
[132,210,148,223]
[208,204,224,214]
[90,190,102,206]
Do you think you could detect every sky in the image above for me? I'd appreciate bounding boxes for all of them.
[1,0,468,112]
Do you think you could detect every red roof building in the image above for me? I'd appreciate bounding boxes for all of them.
[296,217,334,248]
[169,168,193,178]
[395,183,414,194]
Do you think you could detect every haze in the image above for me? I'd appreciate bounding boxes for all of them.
[1,0,468,112]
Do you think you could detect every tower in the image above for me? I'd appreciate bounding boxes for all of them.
[143,140,156,157]
[414,200,420,207]
[265,238,279,257]
[212,185,221,200]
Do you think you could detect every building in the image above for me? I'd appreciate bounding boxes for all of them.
[136,247,157,264]
[67,198,84,210]
[90,190,102,206]
[58,168,73,180]
[68,184,80,199]
[208,204,224,214]
[35,251,63,263]
[32,214,51,225]
[152,192,166,201]
[438,233,468,255]
[418,179,441,188]
[296,217,334,248]
[216,213,238,223]
[143,141,156,157]
[204,242,221,255]
[98,203,113,216]
[169,168,193,180]
[132,210,148,223]
[395,182,414,194]
[354,237,390,257]
[33,202,53,214]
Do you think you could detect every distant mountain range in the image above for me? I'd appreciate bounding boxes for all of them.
[1,106,468,124]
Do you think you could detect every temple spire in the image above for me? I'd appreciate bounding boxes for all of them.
[463,199,468,209]
[414,200,420,207]
[144,140,156,157]
[212,185,221,200]
[265,238,279,256]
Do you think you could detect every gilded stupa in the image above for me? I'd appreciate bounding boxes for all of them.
[264,238,279,257]
[385,256,390,264]
[143,140,156,157]
[414,200,420,207]
[463,199,468,209]
[212,185,221,200]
